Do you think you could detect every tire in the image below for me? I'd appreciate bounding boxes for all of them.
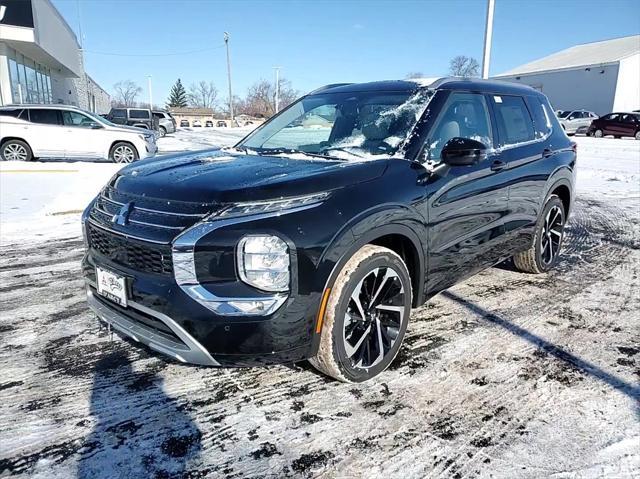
[1,139,33,161]
[310,245,412,382]
[159,126,167,137]
[109,142,138,163]
[513,195,566,274]
[594,129,604,138]
[636,131,640,140]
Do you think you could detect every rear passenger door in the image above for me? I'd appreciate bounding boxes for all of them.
[488,94,551,254]
[26,109,67,158]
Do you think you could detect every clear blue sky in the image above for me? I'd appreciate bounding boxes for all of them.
[52,0,640,106]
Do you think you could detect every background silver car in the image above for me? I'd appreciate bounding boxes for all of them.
[557,110,598,135]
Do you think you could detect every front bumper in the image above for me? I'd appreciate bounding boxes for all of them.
[82,248,318,367]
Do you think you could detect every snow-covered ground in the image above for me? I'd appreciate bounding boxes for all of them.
[0,132,639,478]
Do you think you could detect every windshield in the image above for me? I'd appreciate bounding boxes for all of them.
[557,110,571,118]
[237,89,432,160]
[83,110,117,127]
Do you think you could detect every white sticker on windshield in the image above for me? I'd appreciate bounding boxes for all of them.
[494,96,503,103]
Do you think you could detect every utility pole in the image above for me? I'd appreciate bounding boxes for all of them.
[481,0,495,79]
[273,66,281,113]
[224,32,234,126]
[147,75,153,109]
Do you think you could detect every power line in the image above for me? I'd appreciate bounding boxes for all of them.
[84,44,225,57]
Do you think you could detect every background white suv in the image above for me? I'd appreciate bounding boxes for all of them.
[0,105,157,163]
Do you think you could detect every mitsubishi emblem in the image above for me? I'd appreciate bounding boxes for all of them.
[112,202,134,226]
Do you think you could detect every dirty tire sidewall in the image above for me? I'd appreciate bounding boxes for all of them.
[514,195,565,274]
[310,245,412,383]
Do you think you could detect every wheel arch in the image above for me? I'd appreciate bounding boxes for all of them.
[0,137,34,158]
[546,177,573,217]
[317,210,426,309]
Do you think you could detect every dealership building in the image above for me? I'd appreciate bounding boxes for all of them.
[494,35,640,116]
[0,0,110,112]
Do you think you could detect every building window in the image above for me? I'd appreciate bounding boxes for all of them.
[6,47,54,105]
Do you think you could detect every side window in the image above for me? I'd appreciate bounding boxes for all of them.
[28,109,61,125]
[129,109,150,119]
[427,92,493,159]
[0,109,23,118]
[491,95,535,146]
[527,97,552,139]
[111,109,126,119]
[152,112,164,119]
[62,111,96,128]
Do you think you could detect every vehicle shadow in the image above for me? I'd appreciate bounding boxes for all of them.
[77,351,202,478]
[442,290,640,405]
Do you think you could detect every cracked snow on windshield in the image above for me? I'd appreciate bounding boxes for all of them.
[0,132,638,478]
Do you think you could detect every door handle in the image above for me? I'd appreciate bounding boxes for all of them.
[490,160,506,171]
[542,148,553,158]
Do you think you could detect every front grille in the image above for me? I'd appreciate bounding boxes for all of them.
[88,224,173,275]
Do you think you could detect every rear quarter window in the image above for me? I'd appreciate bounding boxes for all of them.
[526,96,553,139]
[129,110,150,119]
[491,95,535,146]
[0,109,23,118]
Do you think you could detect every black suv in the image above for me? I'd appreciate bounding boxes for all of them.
[106,107,159,132]
[82,78,576,382]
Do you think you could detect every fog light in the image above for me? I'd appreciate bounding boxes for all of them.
[237,235,290,292]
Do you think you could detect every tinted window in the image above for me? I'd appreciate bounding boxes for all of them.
[111,109,126,118]
[527,97,552,138]
[152,112,164,119]
[427,92,493,159]
[0,109,23,118]
[492,95,535,145]
[129,109,150,119]
[28,109,61,125]
[621,114,638,124]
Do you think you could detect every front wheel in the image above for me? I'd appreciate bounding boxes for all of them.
[513,195,566,273]
[310,245,412,382]
[159,126,167,137]
[109,142,138,163]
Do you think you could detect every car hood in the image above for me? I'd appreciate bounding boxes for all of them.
[111,149,388,205]
[106,124,152,135]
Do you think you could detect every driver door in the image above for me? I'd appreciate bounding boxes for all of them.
[423,92,511,294]
[62,110,106,159]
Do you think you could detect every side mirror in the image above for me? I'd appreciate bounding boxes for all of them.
[89,122,103,129]
[441,137,487,166]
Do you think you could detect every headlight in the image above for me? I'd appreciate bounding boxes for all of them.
[237,235,290,292]
[215,192,329,219]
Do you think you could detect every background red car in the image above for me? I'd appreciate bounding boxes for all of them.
[587,112,640,139]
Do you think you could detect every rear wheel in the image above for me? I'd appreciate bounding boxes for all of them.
[635,131,640,140]
[109,142,138,163]
[310,245,412,382]
[594,129,604,138]
[513,195,566,274]
[1,139,32,161]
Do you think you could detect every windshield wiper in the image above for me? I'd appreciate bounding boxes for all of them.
[256,147,340,160]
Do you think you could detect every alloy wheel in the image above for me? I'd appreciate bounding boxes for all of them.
[540,205,564,267]
[594,129,603,138]
[113,145,135,163]
[343,267,405,369]
[3,144,27,161]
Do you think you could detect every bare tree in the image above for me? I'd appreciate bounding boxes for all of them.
[449,56,480,77]
[187,81,218,109]
[113,80,142,107]
[405,72,425,79]
[243,78,298,117]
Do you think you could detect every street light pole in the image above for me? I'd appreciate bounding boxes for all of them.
[481,0,495,79]
[147,75,153,109]
[224,32,234,126]
[273,66,281,113]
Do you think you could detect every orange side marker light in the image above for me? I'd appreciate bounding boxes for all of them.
[315,288,331,333]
